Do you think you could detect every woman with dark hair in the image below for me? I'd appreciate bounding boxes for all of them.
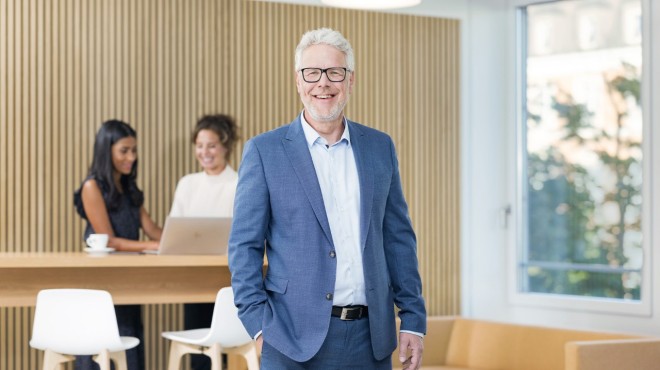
[169,114,239,370]
[74,119,162,370]
[75,119,161,252]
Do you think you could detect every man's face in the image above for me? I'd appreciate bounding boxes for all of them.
[296,44,354,125]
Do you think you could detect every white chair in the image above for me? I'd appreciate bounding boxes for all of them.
[29,289,140,370]
[162,287,259,370]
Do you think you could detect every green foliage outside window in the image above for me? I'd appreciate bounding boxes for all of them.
[525,63,642,300]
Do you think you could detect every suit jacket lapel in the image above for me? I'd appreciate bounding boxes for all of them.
[282,117,334,247]
[348,121,374,251]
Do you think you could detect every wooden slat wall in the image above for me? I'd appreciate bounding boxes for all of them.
[0,0,461,369]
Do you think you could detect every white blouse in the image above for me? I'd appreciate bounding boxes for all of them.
[169,166,238,218]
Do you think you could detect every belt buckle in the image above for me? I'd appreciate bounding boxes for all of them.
[340,307,361,321]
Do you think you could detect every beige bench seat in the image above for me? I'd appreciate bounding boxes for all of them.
[393,316,660,370]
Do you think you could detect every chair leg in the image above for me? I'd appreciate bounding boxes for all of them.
[242,345,260,370]
[93,349,111,370]
[204,343,223,370]
[109,350,128,370]
[167,341,201,370]
[42,349,74,370]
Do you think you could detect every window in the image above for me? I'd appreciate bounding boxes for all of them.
[517,0,646,308]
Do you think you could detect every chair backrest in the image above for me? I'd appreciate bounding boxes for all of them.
[30,289,126,355]
[206,287,252,347]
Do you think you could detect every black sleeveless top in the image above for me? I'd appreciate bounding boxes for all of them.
[74,177,141,241]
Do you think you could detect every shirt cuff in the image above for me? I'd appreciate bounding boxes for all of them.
[400,329,424,338]
[253,330,263,340]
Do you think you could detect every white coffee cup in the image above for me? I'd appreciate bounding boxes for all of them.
[86,234,109,250]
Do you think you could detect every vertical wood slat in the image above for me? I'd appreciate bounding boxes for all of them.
[0,0,6,254]
[0,1,460,369]
[0,0,7,254]
[6,0,15,252]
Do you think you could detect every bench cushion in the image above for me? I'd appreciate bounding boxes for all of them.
[445,318,633,370]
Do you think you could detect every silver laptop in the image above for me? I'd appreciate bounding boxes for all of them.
[150,217,232,255]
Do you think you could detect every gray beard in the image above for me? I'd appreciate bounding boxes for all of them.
[306,101,346,122]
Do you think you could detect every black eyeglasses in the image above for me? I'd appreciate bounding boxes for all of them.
[299,67,350,83]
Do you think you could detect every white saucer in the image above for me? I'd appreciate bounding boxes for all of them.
[84,247,115,254]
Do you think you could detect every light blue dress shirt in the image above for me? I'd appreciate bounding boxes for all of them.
[300,113,366,306]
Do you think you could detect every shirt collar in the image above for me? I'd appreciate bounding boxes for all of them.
[300,111,351,148]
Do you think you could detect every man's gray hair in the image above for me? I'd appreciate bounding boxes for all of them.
[294,28,355,72]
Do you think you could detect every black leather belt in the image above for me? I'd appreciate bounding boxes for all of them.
[331,305,368,320]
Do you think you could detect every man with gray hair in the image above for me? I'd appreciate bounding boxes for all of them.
[229,27,426,369]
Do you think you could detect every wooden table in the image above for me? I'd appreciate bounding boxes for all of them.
[0,252,255,370]
[0,252,231,307]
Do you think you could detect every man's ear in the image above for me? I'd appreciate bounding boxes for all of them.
[295,72,302,93]
[348,70,355,94]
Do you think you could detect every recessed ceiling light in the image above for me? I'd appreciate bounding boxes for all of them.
[321,0,422,10]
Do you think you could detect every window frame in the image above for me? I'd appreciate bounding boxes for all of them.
[509,0,653,317]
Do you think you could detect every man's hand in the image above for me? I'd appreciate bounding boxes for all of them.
[398,332,424,370]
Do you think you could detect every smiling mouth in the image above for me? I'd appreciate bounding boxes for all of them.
[314,94,335,99]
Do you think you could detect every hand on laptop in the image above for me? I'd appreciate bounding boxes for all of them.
[142,240,160,251]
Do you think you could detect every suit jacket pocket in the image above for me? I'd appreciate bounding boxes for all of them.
[264,274,288,294]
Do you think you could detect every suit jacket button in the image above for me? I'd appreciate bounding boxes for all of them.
[329,250,336,258]
[326,293,333,300]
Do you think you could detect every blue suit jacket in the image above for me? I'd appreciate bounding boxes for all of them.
[228,116,426,362]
